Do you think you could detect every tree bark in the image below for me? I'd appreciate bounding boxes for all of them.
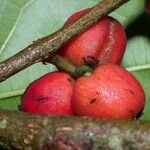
[0,109,150,150]
[0,0,129,82]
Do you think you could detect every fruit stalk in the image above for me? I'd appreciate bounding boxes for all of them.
[0,109,150,150]
[50,54,92,78]
[0,0,129,82]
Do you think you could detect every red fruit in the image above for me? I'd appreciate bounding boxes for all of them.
[72,64,145,119]
[20,72,74,115]
[58,9,126,66]
[146,0,150,16]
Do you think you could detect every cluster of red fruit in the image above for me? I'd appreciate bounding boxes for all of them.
[20,9,145,119]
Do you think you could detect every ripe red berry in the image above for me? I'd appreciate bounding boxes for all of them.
[20,72,74,115]
[72,64,145,119]
[58,9,126,66]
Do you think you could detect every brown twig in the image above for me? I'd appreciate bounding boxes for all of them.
[0,0,129,82]
[0,109,150,150]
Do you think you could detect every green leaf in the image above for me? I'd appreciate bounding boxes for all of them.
[131,69,150,120]
[0,0,30,50]
[0,0,150,120]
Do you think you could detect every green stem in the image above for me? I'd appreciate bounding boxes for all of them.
[50,54,93,78]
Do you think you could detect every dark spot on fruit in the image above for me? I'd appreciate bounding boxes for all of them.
[83,56,100,68]
[36,97,48,102]
[125,89,135,95]
[90,98,97,104]
[68,78,74,83]
[135,108,144,119]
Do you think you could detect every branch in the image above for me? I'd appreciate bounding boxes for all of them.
[0,0,129,82]
[0,109,150,150]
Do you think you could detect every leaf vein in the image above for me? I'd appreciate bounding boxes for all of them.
[0,0,34,55]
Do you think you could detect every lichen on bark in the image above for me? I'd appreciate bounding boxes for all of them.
[0,109,150,149]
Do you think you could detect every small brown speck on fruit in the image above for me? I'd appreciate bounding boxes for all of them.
[90,98,97,104]
[67,77,74,83]
[37,97,48,102]
[125,89,135,95]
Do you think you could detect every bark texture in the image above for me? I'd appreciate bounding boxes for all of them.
[0,109,150,150]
